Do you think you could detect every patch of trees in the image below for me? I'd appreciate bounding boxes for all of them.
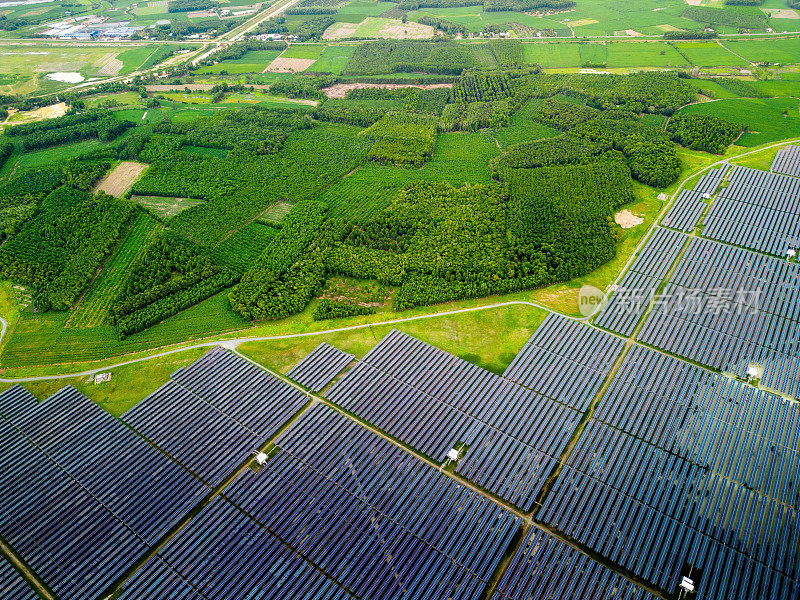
[440,99,513,131]
[531,98,599,130]
[664,31,717,40]
[570,112,681,188]
[0,187,135,311]
[715,78,769,97]
[113,233,236,337]
[667,114,744,154]
[344,87,450,114]
[198,40,286,66]
[343,40,478,76]
[229,201,328,320]
[167,0,218,12]
[294,16,336,41]
[724,0,763,6]
[313,299,375,320]
[418,15,468,36]
[0,140,12,171]
[316,100,389,127]
[360,111,438,166]
[270,75,337,101]
[7,111,133,151]
[490,135,612,172]
[483,0,574,11]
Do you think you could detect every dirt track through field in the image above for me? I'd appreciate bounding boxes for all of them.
[95,161,148,197]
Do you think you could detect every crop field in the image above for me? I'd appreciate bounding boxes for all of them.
[196,49,284,73]
[678,97,800,145]
[331,0,393,23]
[68,214,163,329]
[671,42,749,67]
[723,38,800,64]
[309,44,356,73]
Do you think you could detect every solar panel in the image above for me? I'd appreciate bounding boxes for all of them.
[326,329,581,510]
[503,313,625,411]
[287,342,354,391]
[123,347,309,486]
[493,527,657,600]
[702,166,800,256]
[693,165,729,196]
[594,227,687,336]
[0,553,38,600]
[638,236,800,397]
[662,189,707,232]
[119,404,520,600]
[770,144,800,177]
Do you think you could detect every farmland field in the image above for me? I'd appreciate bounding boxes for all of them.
[678,97,800,145]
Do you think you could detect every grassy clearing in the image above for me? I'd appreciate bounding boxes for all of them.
[282,44,326,60]
[310,44,357,74]
[68,213,163,329]
[239,302,546,376]
[0,346,209,417]
[132,195,204,218]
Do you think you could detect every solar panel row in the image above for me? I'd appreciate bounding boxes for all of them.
[503,314,625,411]
[703,165,800,256]
[594,227,686,336]
[540,463,798,600]
[0,553,38,600]
[326,329,579,510]
[492,527,656,600]
[693,165,729,196]
[639,236,800,397]
[287,342,354,391]
[0,384,210,600]
[541,419,800,600]
[771,144,800,177]
[120,404,520,600]
[0,417,148,600]
[123,347,308,486]
[596,345,800,510]
[661,189,707,232]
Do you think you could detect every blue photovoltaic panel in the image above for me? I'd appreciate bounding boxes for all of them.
[119,404,520,600]
[287,342,354,391]
[326,329,580,510]
[493,527,656,600]
[693,165,729,196]
[124,347,308,486]
[594,227,687,336]
[0,553,38,600]
[661,189,707,232]
[0,419,148,600]
[702,166,800,256]
[638,236,800,398]
[502,313,624,411]
[771,144,800,177]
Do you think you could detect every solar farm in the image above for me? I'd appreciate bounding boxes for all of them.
[2,148,800,600]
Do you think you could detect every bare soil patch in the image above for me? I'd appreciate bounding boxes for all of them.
[4,102,67,127]
[378,21,434,39]
[322,82,452,99]
[615,209,644,229]
[323,22,359,39]
[95,161,148,198]
[764,8,800,19]
[264,57,316,73]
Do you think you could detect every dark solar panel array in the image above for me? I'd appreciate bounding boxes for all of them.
[119,404,520,600]
[492,527,656,600]
[123,346,308,486]
[693,165,729,196]
[661,189,707,232]
[0,554,38,600]
[503,314,625,411]
[541,418,799,600]
[596,345,800,509]
[639,236,800,397]
[0,415,147,600]
[287,342,354,391]
[594,227,686,336]
[770,144,800,177]
[0,383,211,600]
[702,165,800,256]
[326,329,580,510]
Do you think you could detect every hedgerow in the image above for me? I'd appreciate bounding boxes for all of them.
[312,299,375,320]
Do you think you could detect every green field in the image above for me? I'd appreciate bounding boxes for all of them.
[196,49,283,74]
[281,44,327,59]
[310,44,357,74]
[678,97,800,146]
[671,42,749,67]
